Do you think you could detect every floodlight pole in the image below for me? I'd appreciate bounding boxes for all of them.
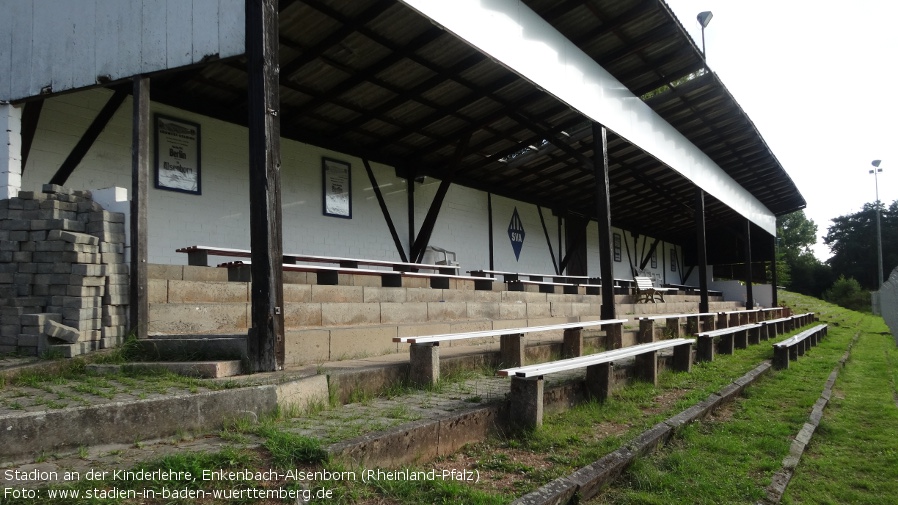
[871,160,884,288]
[697,11,713,60]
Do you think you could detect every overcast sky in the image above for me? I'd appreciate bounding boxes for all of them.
[665,0,898,260]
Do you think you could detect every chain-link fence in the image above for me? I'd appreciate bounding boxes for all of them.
[878,267,898,345]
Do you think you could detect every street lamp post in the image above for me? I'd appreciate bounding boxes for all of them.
[871,160,884,288]
[697,11,713,60]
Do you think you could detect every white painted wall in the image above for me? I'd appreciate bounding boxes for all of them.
[0,0,244,102]
[0,104,23,199]
[21,87,688,280]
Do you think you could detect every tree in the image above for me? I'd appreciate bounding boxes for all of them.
[824,200,898,290]
[776,210,833,297]
[823,275,871,312]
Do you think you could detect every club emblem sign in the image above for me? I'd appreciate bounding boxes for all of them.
[508,207,525,261]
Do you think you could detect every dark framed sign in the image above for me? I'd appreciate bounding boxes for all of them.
[322,157,352,218]
[154,114,201,195]
[651,249,657,269]
[613,233,622,262]
[670,248,678,272]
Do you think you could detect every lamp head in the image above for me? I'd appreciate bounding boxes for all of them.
[697,11,713,28]
[872,159,881,167]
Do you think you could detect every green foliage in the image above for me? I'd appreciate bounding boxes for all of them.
[824,200,898,290]
[823,275,871,312]
[776,210,834,296]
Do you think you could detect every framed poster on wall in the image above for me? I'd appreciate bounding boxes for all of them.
[322,157,352,218]
[154,115,201,195]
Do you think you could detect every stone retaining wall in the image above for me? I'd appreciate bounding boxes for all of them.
[0,185,129,356]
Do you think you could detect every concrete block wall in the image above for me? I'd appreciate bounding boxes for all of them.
[0,185,129,356]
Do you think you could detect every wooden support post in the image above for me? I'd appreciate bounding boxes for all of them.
[717,312,729,329]
[701,314,716,332]
[129,77,149,340]
[605,322,623,349]
[672,343,693,372]
[562,328,583,358]
[734,329,748,349]
[585,363,613,402]
[500,333,525,368]
[773,346,789,370]
[593,124,616,321]
[634,351,658,386]
[748,325,761,346]
[666,318,681,338]
[246,0,285,372]
[697,336,714,362]
[719,333,735,355]
[509,376,543,430]
[638,319,654,343]
[744,219,754,309]
[409,343,439,386]
[695,188,710,313]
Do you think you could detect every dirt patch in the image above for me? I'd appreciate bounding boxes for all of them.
[644,388,691,415]
[707,400,737,422]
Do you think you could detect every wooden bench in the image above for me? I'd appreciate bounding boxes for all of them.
[178,245,459,274]
[773,324,828,370]
[634,276,675,303]
[634,312,718,341]
[394,319,627,386]
[762,312,814,339]
[716,309,762,328]
[497,338,695,428]
[470,269,630,295]
[219,261,494,290]
[695,323,763,362]
[506,279,601,295]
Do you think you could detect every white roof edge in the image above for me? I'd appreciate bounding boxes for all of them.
[398,0,776,236]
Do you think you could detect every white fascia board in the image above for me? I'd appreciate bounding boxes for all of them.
[399,0,776,236]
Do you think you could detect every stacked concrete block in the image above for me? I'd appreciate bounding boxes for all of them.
[0,185,129,357]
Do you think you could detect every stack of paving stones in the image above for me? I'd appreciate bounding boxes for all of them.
[0,184,129,357]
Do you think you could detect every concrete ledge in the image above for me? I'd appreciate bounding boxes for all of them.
[0,386,277,463]
[511,477,578,505]
[85,360,242,378]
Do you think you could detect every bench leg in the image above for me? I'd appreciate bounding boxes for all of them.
[717,313,729,329]
[317,270,339,285]
[799,338,808,356]
[585,362,613,402]
[666,318,681,338]
[409,343,439,387]
[759,323,770,341]
[562,328,583,358]
[634,351,658,386]
[685,316,699,336]
[773,346,790,370]
[474,279,493,291]
[701,315,716,332]
[697,336,715,362]
[748,326,761,346]
[538,284,556,294]
[638,319,654,344]
[509,376,543,430]
[735,329,748,349]
[227,264,252,282]
[672,343,693,372]
[789,344,799,361]
[187,250,209,266]
[720,334,735,355]
[500,333,525,368]
[381,273,402,288]
[429,277,450,289]
[605,323,623,349]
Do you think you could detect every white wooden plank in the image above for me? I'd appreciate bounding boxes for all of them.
[166,0,193,68]
[217,0,244,58]
[30,0,57,97]
[70,0,97,90]
[118,1,142,79]
[94,0,121,82]
[141,0,166,72]
[0,0,16,100]
[192,0,220,62]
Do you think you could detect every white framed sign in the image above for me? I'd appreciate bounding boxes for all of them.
[322,157,352,218]
[155,114,201,195]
